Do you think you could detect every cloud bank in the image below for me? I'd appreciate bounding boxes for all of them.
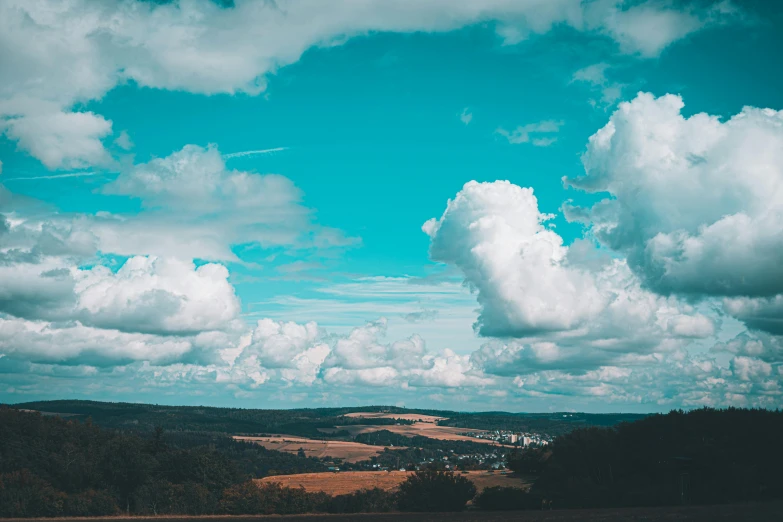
[1,0,737,168]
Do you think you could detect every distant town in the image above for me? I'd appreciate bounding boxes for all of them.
[462,429,552,448]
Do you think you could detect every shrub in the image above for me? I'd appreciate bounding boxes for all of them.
[396,470,477,512]
[219,481,327,515]
[474,486,541,511]
[327,487,396,513]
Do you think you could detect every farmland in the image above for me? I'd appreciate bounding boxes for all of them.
[343,412,447,423]
[234,435,404,463]
[322,420,512,447]
[258,470,532,495]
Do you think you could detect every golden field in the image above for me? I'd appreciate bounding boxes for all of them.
[234,435,404,463]
[258,470,532,495]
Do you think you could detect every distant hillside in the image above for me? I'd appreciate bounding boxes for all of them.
[9,400,647,438]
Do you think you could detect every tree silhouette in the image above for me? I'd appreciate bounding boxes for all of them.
[396,470,477,511]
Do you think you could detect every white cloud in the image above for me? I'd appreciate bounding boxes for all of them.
[459,107,473,125]
[730,355,772,382]
[424,181,600,336]
[114,130,134,151]
[712,331,783,363]
[326,318,429,371]
[95,144,354,260]
[0,315,194,366]
[242,319,328,369]
[407,350,495,388]
[592,0,740,57]
[571,62,624,108]
[593,2,701,56]
[74,256,241,335]
[572,62,610,85]
[566,92,783,300]
[229,316,490,389]
[2,109,114,169]
[0,210,241,338]
[423,180,711,345]
[0,0,735,168]
[496,120,563,146]
[104,144,298,212]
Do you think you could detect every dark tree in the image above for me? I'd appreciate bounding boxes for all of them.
[396,470,477,512]
[474,486,541,511]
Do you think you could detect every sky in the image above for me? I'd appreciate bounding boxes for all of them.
[1,0,782,412]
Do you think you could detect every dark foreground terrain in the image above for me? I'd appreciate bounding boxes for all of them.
[6,502,783,522]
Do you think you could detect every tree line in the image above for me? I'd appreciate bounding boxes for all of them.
[505,407,783,508]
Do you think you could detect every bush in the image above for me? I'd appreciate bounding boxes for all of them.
[474,486,541,511]
[396,470,477,512]
[219,481,328,515]
[220,481,278,515]
[327,487,396,513]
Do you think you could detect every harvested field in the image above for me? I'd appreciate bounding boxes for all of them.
[234,436,402,463]
[258,470,531,495]
[323,422,511,448]
[343,412,447,423]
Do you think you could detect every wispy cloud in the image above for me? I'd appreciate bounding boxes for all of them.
[459,107,473,125]
[496,120,563,146]
[571,62,625,109]
[223,147,288,159]
[3,171,104,181]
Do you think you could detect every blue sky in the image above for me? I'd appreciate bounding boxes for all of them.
[1,0,782,412]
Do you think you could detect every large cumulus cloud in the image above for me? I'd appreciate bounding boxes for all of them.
[422,180,713,346]
[565,92,783,299]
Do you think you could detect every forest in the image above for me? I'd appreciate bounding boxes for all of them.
[2,404,782,516]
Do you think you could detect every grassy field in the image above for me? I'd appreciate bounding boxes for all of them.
[7,502,783,521]
[258,470,532,495]
[234,435,403,463]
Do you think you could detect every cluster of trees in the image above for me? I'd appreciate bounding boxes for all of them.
[161,431,328,477]
[530,408,783,508]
